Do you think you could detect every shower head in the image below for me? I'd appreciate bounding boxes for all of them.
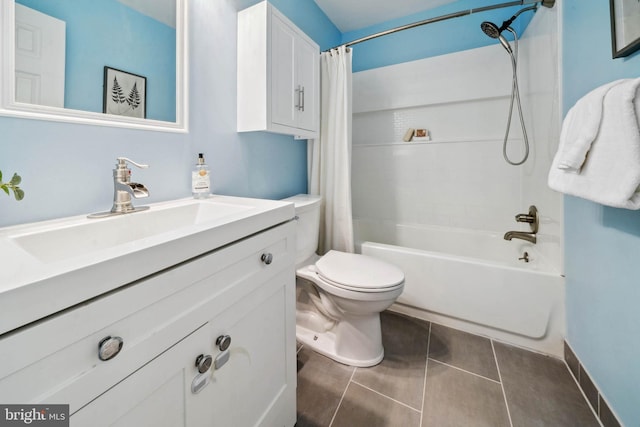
[481,21,513,53]
[480,3,538,39]
[480,21,501,39]
[480,3,539,53]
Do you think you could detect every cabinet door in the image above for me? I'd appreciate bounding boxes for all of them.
[203,270,296,427]
[270,13,297,129]
[71,325,212,427]
[295,36,319,132]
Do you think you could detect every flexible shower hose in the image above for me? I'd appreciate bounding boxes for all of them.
[502,28,530,166]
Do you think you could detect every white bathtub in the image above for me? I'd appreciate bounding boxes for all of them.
[355,220,565,357]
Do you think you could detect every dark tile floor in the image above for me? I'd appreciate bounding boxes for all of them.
[296,311,600,427]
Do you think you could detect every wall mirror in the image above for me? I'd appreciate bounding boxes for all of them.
[0,0,188,132]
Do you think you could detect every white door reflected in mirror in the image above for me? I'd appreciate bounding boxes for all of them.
[15,4,65,108]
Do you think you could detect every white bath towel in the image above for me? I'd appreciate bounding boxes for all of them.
[548,78,640,209]
[556,79,630,171]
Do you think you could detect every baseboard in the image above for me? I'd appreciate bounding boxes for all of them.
[564,341,623,427]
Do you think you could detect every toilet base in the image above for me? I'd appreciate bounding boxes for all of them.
[296,324,384,367]
[296,275,389,368]
[295,309,384,367]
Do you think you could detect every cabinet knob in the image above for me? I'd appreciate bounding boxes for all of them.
[195,354,213,374]
[261,253,273,265]
[216,335,232,351]
[98,336,124,361]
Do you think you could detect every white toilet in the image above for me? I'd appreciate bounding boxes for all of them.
[284,194,405,367]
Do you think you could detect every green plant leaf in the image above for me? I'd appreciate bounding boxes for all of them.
[0,170,3,181]
[14,188,24,201]
[10,173,21,186]
[1,185,8,196]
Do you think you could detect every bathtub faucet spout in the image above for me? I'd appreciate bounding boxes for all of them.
[504,231,537,244]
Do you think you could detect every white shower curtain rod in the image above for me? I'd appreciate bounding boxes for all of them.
[324,0,546,52]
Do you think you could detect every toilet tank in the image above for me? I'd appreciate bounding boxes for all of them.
[282,194,321,265]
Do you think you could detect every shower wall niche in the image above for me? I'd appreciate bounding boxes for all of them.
[351,6,563,272]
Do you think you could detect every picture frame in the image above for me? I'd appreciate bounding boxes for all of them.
[609,0,640,58]
[103,66,147,118]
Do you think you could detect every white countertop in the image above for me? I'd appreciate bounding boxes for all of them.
[0,195,294,336]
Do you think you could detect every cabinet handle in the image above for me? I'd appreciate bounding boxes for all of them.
[295,85,302,111]
[98,336,124,361]
[261,253,273,265]
[214,335,232,370]
[300,86,305,112]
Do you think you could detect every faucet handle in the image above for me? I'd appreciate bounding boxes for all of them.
[116,157,149,169]
[515,205,539,233]
[515,213,535,223]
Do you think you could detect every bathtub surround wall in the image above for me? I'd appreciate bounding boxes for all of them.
[352,8,562,271]
[562,0,640,425]
[352,45,524,232]
[0,0,341,228]
[518,4,564,270]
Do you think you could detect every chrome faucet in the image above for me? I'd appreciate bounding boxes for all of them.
[88,157,149,218]
[111,157,149,213]
[504,205,538,244]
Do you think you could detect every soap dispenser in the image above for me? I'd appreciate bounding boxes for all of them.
[192,153,211,199]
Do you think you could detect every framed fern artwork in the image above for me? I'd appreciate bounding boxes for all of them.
[103,66,147,118]
[610,0,640,58]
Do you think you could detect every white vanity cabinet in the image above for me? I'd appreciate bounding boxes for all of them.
[0,220,297,427]
[237,1,320,139]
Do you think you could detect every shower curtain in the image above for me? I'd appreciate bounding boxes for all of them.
[308,45,354,254]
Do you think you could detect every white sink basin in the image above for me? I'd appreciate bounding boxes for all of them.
[0,195,294,335]
[11,200,252,263]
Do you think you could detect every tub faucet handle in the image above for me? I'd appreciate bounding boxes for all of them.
[514,205,539,233]
[515,213,535,223]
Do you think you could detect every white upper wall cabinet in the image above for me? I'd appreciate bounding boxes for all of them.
[237,1,319,139]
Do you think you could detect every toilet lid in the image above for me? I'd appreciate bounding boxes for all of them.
[315,250,404,290]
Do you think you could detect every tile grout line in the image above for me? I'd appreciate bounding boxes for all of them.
[350,380,422,414]
[328,366,357,427]
[427,358,502,385]
[419,322,432,427]
[491,340,514,427]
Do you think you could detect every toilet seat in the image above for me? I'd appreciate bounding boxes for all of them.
[315,250,404,293]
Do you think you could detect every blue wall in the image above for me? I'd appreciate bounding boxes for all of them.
[563,0,640,425]
[17,0,176,122]
[0,0,340,228]
[0,0,532,225]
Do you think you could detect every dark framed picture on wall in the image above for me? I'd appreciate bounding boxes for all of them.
[610,0,640,58]
[103,66,147,118]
